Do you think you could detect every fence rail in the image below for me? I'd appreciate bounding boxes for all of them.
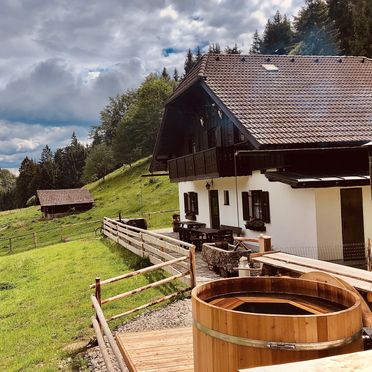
[91,217,197,371]
[0,219,102,255]
[102,217,195,287]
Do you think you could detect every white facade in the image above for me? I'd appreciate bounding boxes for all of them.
[178,171,372,260]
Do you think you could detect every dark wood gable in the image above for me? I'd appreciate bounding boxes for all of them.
[152,84,253,181]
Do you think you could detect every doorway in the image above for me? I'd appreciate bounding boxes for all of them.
[340,188,365,261]
[209,190,220,229]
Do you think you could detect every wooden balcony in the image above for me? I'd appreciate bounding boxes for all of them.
[168,147,235,182]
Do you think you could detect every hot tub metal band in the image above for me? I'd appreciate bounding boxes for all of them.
[193,320,362,351]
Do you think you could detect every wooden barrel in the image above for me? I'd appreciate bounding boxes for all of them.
[192,277,363,372]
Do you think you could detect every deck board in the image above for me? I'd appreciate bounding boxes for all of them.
[253,252,372,293]
[116,327,194,372]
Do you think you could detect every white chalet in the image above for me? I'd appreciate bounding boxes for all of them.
[151,54,372,261]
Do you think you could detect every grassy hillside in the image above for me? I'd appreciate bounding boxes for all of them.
[0,157,178,255]
[0,238,182,371]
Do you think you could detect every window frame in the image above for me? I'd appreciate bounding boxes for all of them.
[184,191,199,215]
[241,190,270,224]
[223,190,230,206]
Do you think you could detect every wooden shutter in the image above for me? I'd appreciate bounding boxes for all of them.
[189,192,199,215]
[184,193,189,213]
[193,192,199,215]
[262,191,270,223]
[242,192,250,220]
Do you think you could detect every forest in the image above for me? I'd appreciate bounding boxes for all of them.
[1,0,371,211]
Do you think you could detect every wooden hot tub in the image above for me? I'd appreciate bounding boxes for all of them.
[192,277,363,372]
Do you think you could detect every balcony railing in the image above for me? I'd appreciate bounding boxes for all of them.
[168,147,235,181]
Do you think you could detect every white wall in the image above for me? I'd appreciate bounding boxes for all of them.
[315,186,371,261]
[315,188,343,261]
[178,172,318,258]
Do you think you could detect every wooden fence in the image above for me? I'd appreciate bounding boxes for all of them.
[90,217,196,371]
[102,217,195,286]
[0,219,102,255]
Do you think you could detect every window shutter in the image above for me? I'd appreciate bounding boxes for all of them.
[184,193,189,213]
[262,191,270,223]
[242,192,250,220]
[193,192,199,215]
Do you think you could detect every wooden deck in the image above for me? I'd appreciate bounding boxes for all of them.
[116,327,194,372]
[253,252,372,294]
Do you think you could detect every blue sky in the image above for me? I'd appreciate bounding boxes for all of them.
[0,0,304,173]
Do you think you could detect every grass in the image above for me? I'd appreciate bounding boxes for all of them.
[0,238,183,371]
[0,157,179,255]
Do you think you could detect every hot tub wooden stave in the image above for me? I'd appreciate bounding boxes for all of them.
[192,277,363,372]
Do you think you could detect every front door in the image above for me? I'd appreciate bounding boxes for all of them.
[209,190,220,229]
[340,188,365,261]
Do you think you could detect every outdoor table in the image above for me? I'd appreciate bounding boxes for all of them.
[193,227,220,243]
[179,220,206,229]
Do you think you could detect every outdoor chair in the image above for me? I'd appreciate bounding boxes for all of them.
[214,229,234,244]
[187,229,204,251]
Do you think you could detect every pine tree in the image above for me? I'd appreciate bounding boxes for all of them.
[292,0,340,55]
[326,0,354,55]
[184,49,195,74]
[225,43,242,54]
[173,68,179,82]
[16,157,39,207]
[38,145,56,189]
[208,43,221,54]
[351,0,372,57]
[261,11,294,54]
[161,67,170,80]
[249,30,262,54]
[195,46,202,61]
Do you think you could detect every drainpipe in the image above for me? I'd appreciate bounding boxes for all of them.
[362,141,372,199]
[234,151,240,227]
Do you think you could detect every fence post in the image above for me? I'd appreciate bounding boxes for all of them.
[189,245,196,288]
[258,235,271,253]
[33,232,37,248]
[140,233,145,258]
[95,277,102,306]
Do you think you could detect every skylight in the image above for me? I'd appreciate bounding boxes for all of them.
[262,64,279,71]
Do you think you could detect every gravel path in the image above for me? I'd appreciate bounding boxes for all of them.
[84,299,192,371]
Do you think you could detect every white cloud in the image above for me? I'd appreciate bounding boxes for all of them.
[0,0,304,168]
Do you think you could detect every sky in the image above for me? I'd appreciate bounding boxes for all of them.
[0,0,304,173]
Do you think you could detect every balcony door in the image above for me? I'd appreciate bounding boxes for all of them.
[340,188,365,261]
[209,190,220,229]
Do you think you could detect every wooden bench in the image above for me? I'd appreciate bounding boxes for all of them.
[220,225,242,237]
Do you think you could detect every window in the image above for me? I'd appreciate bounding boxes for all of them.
[223,190,230,205]
[184,192,199,215]
[241,190,270,223]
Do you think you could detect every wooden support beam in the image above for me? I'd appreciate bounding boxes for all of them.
[189,246,196,289]
[258,235,271,253]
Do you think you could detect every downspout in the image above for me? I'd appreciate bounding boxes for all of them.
[234,151,240,227]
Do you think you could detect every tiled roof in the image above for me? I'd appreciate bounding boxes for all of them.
[169,54,372,146]
[37,188,93,207]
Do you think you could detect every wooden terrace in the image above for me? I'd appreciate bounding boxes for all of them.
[90,218,372,371]
[117,327,193,372]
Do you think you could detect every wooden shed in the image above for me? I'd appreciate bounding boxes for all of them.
[37,189,93,218]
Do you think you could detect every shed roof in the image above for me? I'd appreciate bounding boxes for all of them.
[169,54,372,146]
[37,189,93,207]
